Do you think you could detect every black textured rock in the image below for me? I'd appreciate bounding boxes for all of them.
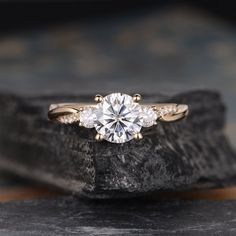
[0,90,235,198]
[1,196,236,235]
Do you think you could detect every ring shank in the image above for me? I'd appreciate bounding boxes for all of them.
[48,102,188,123]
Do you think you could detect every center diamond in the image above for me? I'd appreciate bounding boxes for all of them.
[94,93,143,143]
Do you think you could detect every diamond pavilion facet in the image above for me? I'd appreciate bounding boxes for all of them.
[94,93,143,143]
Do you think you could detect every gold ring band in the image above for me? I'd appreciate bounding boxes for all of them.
[48,93,188,143]
[48,103,188,122]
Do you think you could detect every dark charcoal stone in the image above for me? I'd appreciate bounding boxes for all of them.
[1,196,236,235]
[0,90,235,198]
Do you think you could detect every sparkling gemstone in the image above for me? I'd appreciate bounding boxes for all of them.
[80,107,96,128]
[142,107,158,127]
[94,93,143,143]
[157,106,177,117]
[57,113,80,124]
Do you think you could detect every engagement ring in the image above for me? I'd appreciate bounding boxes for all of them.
[48,93,188,143]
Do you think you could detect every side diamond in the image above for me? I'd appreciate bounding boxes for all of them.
[141,107,158,127]
[80,107,96,128]
[157,106,177,117]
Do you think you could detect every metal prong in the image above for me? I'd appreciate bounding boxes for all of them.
[151,105,157,111]
[94,94,103,103]
[95,133,104,141]
[134,133,143,140]
[133,94,142,103]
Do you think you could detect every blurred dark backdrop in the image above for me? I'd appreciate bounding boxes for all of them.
[0,1,235,34]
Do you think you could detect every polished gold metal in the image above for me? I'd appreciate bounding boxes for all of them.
[95,133,104,141]
[48,103,188,123]
[151,105,157,111]
[134,133,143,140]
[133,94,142,102]
[157,104,188,122]
[48,106,79,121]
[48,93,188,143]
[94,94,103,103]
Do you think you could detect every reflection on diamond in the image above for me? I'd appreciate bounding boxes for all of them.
[142,107,157,127]
[80,108,96,128]
[94,93,143,143]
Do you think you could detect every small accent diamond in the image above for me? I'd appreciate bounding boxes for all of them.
[157,106,177,117]
[57,113,80,124]
[80,107,96,128]
[141,107,158,127]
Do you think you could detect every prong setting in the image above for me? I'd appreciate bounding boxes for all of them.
[134,133,143,140]
[95,133,104,141]
[94,94,103,103]
[151,105,157,111]
[133,94,142,103]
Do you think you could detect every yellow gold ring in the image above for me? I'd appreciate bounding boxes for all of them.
[48,93,188,143]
